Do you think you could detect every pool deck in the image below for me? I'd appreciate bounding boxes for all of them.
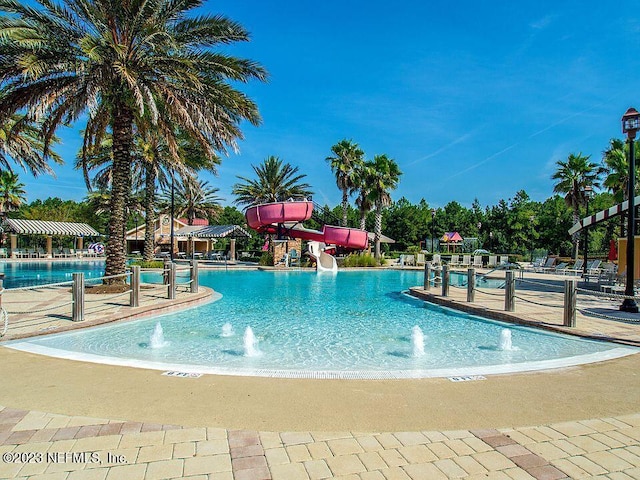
[0,266,639,479]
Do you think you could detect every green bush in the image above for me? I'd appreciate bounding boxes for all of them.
[129,260,165,268]
[342,253,380,267]
[259,252,274,266]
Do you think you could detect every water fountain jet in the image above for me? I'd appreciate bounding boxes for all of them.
[149,322,169,349]
[221,323,234,337]
[243,326,259,357]
[411,326,425,357]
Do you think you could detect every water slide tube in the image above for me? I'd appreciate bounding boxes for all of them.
[307,241,337,273]
[244,201,369,268]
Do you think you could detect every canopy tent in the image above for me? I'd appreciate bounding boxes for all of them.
[441,232,463,252]
[1,219,102,258]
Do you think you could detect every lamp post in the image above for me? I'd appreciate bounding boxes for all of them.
[621,107,639,312]
[477,221,482,250]
[170,170,175,263]
[489,231,493,252]
[583,186,593,276]
[529,215,536,262]
[431,208,436,253]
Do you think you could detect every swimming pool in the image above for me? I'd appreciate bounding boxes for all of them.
[0,261,106,288]
[8,269,636,378]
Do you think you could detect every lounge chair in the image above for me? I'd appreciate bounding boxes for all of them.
[537,257,556,273]
[586,259,602,274]
[487,255,498,268]
[461,254,471,267]
[473,255,483,269]
[565,259,584,276]
[449,254,461,267]
[416,253,425,266]
[551,262,570,274]
[499,255,509,266]
[0,248,6,258]
[431,254,441,266]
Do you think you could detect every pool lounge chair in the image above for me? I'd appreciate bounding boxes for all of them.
[551,262,570,274]
[499,255,509,266]
[537,257,556,272]
[565,259,584,276]
[473,255,483,269]
[487,255,498,268]
[416,253,425,266]
[431,254,441,266]
[461,254,471,267]
[449,254,461,267]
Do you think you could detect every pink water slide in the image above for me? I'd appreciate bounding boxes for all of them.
[245,201,368,250]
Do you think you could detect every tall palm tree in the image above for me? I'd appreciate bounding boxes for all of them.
[352,162,374,230]
[0,170,26,219]
[0,114,61,176]
[0,0,266,283]
[366,154,402,259]
[602,138,640,237]
[232,156,313,207]
[552,153,603,259]
[326,139,364,227]
[159,178,223,225]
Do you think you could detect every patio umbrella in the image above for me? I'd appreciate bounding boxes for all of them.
[608,239,618,261]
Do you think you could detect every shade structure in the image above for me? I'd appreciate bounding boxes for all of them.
[441,232,463,242]
[2,219,100,236]
[174,224,251,239]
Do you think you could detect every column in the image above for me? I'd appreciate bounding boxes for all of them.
[46,235,53,258]
[10,234,17,258]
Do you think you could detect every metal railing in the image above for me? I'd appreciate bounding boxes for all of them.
[421,262,640,327]
[0,260,201,336]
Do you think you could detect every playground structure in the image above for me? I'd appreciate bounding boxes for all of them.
[245,200,369,272]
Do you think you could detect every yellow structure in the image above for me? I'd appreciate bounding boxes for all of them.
[616,236,640,279]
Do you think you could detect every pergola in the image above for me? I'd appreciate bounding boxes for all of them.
[173,224,251,259]
[2,219,101,258]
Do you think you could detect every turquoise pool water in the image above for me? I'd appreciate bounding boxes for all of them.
[0,261,106,288]
[9,269,636,378]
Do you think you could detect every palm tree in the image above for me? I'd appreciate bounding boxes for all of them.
[159,178,223,225]
[366,154,402,259]
[232,156,313,207]
[552,153,603,259]
[602,138,640,237]
[352,162,374,230]
[0,0,266,283]
[0,114,61,176]
[326,139,364,227]
[0,170,26,219]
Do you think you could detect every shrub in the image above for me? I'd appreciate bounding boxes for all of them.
[129,260,165,268]
[342,253,380,267]
[259,252,274,266]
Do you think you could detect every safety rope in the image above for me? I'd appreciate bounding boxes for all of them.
[578,308,640,323]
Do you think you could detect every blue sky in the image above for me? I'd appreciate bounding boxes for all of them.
[21,0,640,210]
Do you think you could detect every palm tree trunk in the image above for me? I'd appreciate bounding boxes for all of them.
[143,163,156,262]
[342,189,348,227]
[359,212,366,231]
[374,203,382,259]
[105,99,133,284]
[572,212,580,260]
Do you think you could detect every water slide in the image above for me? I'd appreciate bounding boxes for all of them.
[245,200,368,270]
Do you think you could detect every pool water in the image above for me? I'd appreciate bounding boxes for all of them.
[8,269,636,378]
[0,261,106,288]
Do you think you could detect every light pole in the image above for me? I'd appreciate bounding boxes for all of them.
[529,215,535,262]
[477,221,482,250]
[583,186,593,276]
[170,170,175,263]
[621,108,639,312]
[489,231,493,252]
[431,208,436,253]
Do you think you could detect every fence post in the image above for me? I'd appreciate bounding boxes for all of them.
[168,262,176,300]
[442,265,450,297]
[190,260,199,293]
[467,268,475,302]
[72,272,84,321]
[504,270,515,312]
[424,262,431,290]
[163,260,170,285]
[130,266,140,307]
[563,278,577,327]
